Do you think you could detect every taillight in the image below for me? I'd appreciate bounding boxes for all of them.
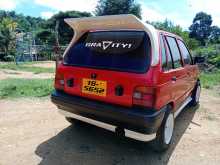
[55,56,63,70]
[54,72,64,90]
[133,86,156,108]
[54,56,64,90]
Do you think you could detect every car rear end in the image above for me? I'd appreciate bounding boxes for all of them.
[51,15,165,142]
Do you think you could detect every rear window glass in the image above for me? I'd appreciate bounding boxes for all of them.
[63,31,151,73]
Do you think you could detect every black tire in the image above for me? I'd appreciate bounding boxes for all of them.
[150,105,174,152]
[190,81,201,106]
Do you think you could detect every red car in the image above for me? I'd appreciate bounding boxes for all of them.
[51,14,202,151]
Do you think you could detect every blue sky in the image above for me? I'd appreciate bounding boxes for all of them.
[0,0,220,29]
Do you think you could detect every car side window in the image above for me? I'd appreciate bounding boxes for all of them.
[160,35,167,70]
[177,40,192,65]
[166,36,182,68]
[160,34,173,71]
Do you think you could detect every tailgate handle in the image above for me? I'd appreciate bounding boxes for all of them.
[115,85,124,96]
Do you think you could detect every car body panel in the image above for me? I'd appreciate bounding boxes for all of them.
[58,64,155,107]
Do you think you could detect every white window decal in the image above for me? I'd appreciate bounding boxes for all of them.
[85,41,133,50]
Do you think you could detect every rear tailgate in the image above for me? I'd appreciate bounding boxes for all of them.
[59,65,153,107]
[58,30,153,107]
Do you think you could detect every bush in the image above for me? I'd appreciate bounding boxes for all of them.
[3,55,15,61]
[0,78,53,99]
[200,70,220,89]
[193,44,220,67]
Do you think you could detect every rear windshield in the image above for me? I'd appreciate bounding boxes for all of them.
[63,31,151,73]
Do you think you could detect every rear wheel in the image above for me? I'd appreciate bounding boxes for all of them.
[150,105,174,152]
[190,81,201,106]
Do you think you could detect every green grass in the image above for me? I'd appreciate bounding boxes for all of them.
[0,62,54,74]
[0,78,54,99]
[200,70,220,89]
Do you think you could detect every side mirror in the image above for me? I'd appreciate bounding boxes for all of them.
[194,56,205,64]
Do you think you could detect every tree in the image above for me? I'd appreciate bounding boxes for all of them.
[150,20,199,50]
[95,0,141,19]
[45,11,91,45]
[0,17,17,59]
[208,26,220,43]
[35,29,55,45]
[0,10,46,31]
[150,19,175,32]
[189,12,212,45]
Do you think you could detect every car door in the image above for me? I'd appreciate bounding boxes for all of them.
[165,36,188,109]
[156,34,176,109]
[177,39,198,93]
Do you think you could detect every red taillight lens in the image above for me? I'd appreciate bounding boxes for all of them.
[54,72,64,90]
[133,86,155,108]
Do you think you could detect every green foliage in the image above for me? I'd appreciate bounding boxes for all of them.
[3,55,15,61]
[209,26,220,44]
[0,78,53,99]
[150,20,199,50]
[0,17,17,58]
[200,70,220,89]
[0,62,54,74]
[45,11,91,45]
[189,12,213,45]
[0,10,46,32]
[0,10,91,60]
[184,37,200,50]
[150,19,175,32]
[193,44,220,67]
[35,29,55,45]
[95,0,141,19]
[0,10,46,60]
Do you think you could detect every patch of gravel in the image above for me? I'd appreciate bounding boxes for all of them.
[0,91,219,165]
[0,69,54,80]
[24,61,55,68]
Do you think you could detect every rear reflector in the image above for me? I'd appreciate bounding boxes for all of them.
[133,91,142,99]
[133,86,155,108]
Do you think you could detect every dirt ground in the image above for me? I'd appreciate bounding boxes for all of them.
[0,89,220,165]
[24,61,55,68]
[0,69,54,80]
[0,61,55,80]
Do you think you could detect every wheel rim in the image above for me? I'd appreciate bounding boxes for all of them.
[164,113,174,145]
[195,85,201,103]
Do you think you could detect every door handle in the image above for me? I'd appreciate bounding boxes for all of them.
[171,76,177,81]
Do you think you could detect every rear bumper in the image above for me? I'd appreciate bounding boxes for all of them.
[51,90,166,142]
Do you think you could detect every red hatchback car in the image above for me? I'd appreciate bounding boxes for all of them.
[51,14,202,151]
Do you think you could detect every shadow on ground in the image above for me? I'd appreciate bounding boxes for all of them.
[35,105,200,165]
